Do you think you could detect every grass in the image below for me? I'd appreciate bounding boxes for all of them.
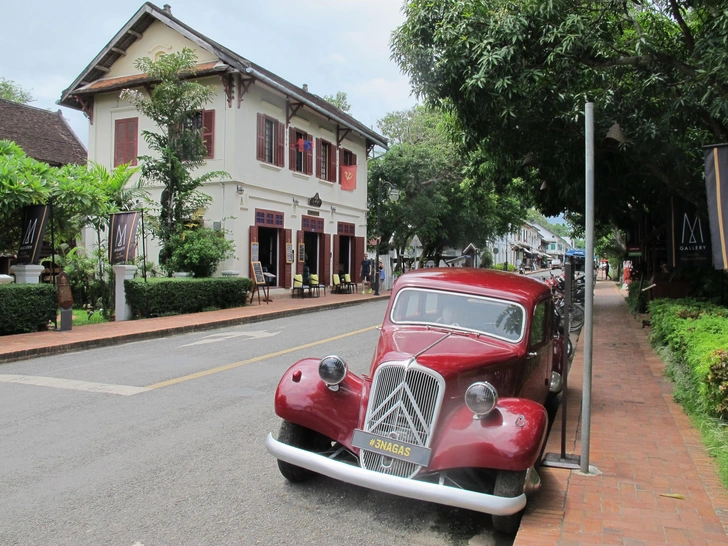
[659,346,728,488]
[56,308,109,327]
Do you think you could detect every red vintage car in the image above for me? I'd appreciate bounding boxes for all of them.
[266,268,564,534]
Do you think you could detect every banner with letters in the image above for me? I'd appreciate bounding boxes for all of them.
[109,211,141,265]
[17,205,50,264]
[667,195,712,268]
[704,144,728,270]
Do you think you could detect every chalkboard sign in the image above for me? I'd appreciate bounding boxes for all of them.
[251,261,266,285]
[251,242,259,263]
[286,243,294,264]
[298,243,305,263]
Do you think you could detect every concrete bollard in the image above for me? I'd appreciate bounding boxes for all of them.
[113,265,138,321]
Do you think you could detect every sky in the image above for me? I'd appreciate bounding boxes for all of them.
[1,0,418,147]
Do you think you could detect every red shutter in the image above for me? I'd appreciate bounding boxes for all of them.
[289,127,296,171]
[351,152,357,166]
[276,120,285,167]
[114,120,124,167]
[297,230,305,275]
[322,233,331,287]
[338,148,345,185]
[249,225,259,279]
[283,229,292,288]
[202,110,214,158]
[354,236,365,284]
[115,118,138,167]
[315,138,322,179]
[332,234,340,282]
[305,134,313,175]
[256,113,265,161]
[328,144,337,183]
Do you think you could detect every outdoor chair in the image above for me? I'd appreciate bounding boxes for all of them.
[309,273,325,297]
[344,273,358,293]
[292,274,311,298]
[332,274,346,294]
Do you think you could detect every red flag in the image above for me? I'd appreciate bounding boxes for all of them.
[341,164,357,190]
[296,138,304,152]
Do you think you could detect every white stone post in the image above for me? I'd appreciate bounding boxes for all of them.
[113,265,138,321]
[0,274,14,284]
[10,264,45,284]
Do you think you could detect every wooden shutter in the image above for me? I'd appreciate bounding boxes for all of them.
[275,120,285,167]
[315,138,322,179]
[202,110,214,158]
[354,236,365,283]
[283,229,292,288]
[114,118,138,167]
[322,234,331,287]
[328,144,337,183]
[249,225,259,279]
[296,230,305,275]
[351,152,357,165]
[332,234,340,282]
[338,148,345,185]
[256,113,265,161]
[114,119,125,167]
[305,134,313,175]
[289,127,296,171]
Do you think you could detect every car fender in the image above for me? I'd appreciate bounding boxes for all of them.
[427,398,548,472]
[274,358,365,448]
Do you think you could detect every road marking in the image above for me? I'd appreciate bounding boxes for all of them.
[177,329,281,347]
[146,324,380,390]
[0,374,150,396]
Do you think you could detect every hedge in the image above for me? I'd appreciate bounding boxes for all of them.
[125,277,253,318]
[0,283,57,335]
[649,298,728,418]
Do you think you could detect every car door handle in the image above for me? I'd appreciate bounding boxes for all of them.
[527,351,538,358]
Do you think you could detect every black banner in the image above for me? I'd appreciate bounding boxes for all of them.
[668,196,712,268]
[109,211,141,265]
[704,144,728,270]
[17,205,50,264]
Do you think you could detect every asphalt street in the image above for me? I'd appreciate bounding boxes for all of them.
[0,301,513,546]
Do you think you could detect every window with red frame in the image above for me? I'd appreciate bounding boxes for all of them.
[316,138,337,182]
[256,113,285,167]
[289,127,313,175]
[114,118,138,167]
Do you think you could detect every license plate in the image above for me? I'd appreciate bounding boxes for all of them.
[352,429,432,466]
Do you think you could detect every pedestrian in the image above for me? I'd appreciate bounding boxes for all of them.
[360,257,372,294]
[605,261,611,280]
[379,264,385,290]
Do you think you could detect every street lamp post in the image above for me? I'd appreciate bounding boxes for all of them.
[373,179,399,296]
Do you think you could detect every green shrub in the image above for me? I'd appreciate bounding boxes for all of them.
[0,284,57,335]
[165,226,235,278]
[649,298,728,418]
[125,277,252,318]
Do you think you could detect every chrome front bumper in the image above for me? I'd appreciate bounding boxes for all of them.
[265,433,526,516]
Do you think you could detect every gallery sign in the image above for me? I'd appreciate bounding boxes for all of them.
[109,211,141,265]
[17,205,50,264]
[667,196,711,268]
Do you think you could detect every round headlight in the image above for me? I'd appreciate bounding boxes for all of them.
[318,355,348,386]
[465,382,498,417]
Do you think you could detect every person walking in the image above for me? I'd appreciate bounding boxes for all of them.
[360,257,372,294]
[605,260,612,280]
[379,263,385,291]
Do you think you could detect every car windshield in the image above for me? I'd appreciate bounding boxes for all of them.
[390,288,526,342]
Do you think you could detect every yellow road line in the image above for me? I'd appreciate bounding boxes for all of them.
[145,325,380,390]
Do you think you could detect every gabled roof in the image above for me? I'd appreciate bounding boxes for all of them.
[59,2,388,149]
[0,98,87,166]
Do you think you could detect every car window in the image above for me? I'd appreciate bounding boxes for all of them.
[390,288,525,342]
[529,300,547,346]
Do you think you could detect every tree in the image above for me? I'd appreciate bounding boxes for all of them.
[323,91,351,113]
[392,0,728,233]
[0,78,33,104]
[120,48,227,264]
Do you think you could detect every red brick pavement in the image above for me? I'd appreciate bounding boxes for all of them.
[514,281,728,546]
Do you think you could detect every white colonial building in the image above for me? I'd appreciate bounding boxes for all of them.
[59,2,386,289]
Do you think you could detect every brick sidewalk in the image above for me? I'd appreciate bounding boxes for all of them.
[514,281,728,545]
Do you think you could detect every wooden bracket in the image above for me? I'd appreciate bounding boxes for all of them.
[366,143,375,157]
[218,73,234,108]
[337,125,351,147]
[75,96,94,125]
[236,73,254,108]
[286,99,304,125]
[143,83,155,97]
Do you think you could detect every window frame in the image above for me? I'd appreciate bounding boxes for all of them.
[114,117,138,167]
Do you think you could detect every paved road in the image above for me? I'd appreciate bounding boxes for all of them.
[0,302,513,546]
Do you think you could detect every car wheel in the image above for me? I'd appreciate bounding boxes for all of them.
[491,470,527,535]
[276,420,331,482]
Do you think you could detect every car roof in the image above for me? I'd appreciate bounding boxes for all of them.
[393,267,550,306]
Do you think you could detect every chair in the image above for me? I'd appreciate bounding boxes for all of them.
[344,273,358,294]
[309,273,325,297]
[292,274,310,298]
[332,274,345,294]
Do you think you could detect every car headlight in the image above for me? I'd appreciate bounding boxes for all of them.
[465,381,498,418]
[318,355,348,389]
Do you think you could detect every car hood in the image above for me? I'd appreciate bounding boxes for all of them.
[375,327,522,379]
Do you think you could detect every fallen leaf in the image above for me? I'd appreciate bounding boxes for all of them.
[659,493,686,500]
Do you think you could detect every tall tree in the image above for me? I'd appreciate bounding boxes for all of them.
[392,0,728,232]
[323,91,351,113]
[0,78,33,104]
[120,48,226,261]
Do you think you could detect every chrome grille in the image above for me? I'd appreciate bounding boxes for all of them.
[360,362,444,478]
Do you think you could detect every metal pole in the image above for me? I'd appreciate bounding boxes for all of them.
[561,262,572,458]
[50,199,57,330]
[140,206,147,282]
[581,102,595,474]
[373,179,381,296]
